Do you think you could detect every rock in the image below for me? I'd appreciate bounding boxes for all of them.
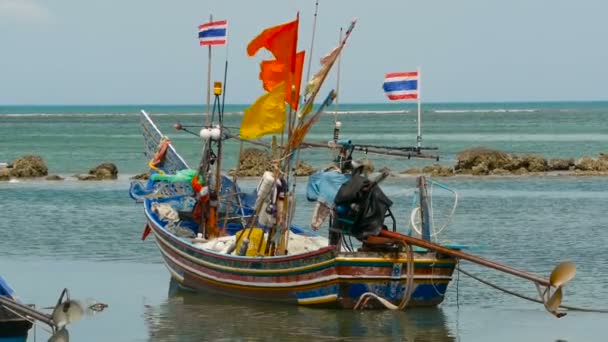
[293,160,316,176]
[548,158,574,171]
[513,167,529,175]
[455,148,511,172]
[599,153,608,161]
[471,162,490,176]
[575,156,599,171]
[502,155,524,171]
[8,155,48,178]
[523,155,548,172]
[0,168,9,181]
[490,168,510,176]
[422,164,453,177]
[400,168,422,174]
[131,172,150,180]
[76,162,119,180]
[45,175,64,181]
[90,163,118,179]
[230,148,273,177]
[76,174,99,181]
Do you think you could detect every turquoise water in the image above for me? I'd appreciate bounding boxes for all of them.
[1,102,607,176]
[1,103,608,341]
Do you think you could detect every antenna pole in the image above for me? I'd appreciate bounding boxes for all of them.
[305,0,319,88]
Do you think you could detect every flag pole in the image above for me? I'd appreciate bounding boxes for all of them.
[334,27,343,121]
[205,14,213,125]
[416,66,422,148]
[304,0,319,91]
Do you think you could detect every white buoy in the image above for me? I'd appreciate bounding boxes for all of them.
[199,128,211,140]
[210,126,221,141]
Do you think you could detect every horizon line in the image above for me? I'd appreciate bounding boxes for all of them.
[2,99,608,107]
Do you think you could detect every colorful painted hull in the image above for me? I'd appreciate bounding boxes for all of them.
[146,209,456,309]
[136,109,456,309]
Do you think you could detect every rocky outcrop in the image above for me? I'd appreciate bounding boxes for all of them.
[130,172,150,180]
[422,164,453,177]
[455,148,511,172]
[229,148,316,177]
[45,175,64,181]
[454,148,608,176]
[398,149,608,177]
[575,156,608,172]
[0,168,9,181]
[548,158,574,171]
[293,160,316,176]
[230,148,273,177]
[76,162,118,180]
[399,167,422,175]
[7,155,48,178]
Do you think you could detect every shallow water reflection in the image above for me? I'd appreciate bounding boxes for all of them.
[143,279,455,341]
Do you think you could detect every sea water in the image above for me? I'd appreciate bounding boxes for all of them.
[1,102,607,341]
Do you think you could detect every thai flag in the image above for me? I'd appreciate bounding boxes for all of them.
[382,72,419,100]
[198,20,227,46]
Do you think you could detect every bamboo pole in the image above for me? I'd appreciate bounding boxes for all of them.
[377,229,551,286]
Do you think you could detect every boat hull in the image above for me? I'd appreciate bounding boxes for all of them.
[0,310,32,342]
[148,216,456,309]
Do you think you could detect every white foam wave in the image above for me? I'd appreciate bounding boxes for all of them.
[433,109,539,114]
[325,110,410,115]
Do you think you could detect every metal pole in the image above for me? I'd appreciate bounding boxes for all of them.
[206,14,213,125]
[335,27,343,117]
[304,0,319,89]
[416,66,422,148]
[418,176,431,241]
[0,296,55,329]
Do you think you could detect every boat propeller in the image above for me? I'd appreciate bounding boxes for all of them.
[540,261,576,318]
[45,289,108,342]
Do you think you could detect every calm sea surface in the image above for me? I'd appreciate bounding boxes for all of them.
[1,103,607,341]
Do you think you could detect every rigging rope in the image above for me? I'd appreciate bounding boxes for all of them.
[457,265,608,314]
[353,242,415,310]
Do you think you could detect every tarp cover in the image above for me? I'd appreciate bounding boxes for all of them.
[306,170,350,208]
[334,173,393,239]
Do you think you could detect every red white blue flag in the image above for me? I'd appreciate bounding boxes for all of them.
[382,71,419,100]
[198,20,227,46]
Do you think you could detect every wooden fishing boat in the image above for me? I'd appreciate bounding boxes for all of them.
[132,110,457,309]
[132,15,576,315]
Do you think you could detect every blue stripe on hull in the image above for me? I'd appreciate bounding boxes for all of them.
[0,338,27,342]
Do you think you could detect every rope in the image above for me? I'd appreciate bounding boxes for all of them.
[353,242,415,310]
[409,179,459,238]
[456,265,608,314]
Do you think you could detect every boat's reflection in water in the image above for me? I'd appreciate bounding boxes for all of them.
[143,278,455,341]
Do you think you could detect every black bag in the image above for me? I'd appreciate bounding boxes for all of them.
[334,174,393,240]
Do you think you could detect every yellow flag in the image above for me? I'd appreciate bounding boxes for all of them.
[240,82,286,139]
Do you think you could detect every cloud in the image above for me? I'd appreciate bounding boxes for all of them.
[0,0,53,23]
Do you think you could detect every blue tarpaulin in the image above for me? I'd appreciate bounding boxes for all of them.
[306,170,350,208]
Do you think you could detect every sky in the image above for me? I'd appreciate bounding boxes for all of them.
[0,0,607,105]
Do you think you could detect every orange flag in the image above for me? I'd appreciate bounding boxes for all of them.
[259,51,304,109]
[247,17,303,110]
[247,19,298,62]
